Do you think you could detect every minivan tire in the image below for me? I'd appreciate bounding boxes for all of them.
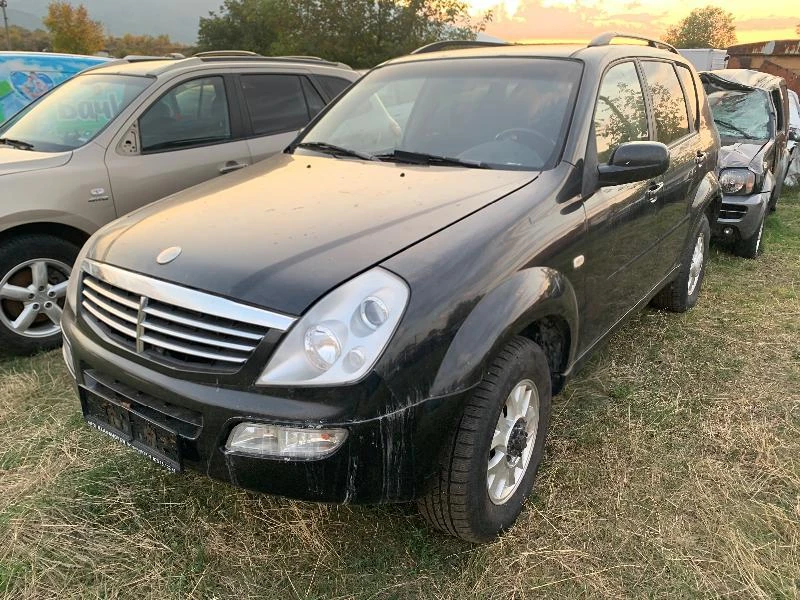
[0,234,80,356]
[651,215,710,313]
[418,336,552,543]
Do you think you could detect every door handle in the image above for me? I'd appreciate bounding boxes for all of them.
[219,161,248,174]
[646,182,664,203]
[695,151,706,166]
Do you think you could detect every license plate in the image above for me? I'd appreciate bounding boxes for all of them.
[82,390,182,473]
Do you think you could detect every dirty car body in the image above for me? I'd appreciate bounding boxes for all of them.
[700,70,791,250]
[61,38,720,540]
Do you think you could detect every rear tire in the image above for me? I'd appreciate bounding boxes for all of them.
[651,215,710,313]
[418,336,552,542]
[0,235,80,356]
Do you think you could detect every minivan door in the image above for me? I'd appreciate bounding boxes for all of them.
[105,75,252,217]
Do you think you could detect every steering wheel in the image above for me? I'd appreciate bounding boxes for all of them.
[495,128,554,150]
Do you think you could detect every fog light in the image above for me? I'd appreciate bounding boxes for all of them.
[723,227,734,236]
[226,423,348,459]
[62,335,76,378]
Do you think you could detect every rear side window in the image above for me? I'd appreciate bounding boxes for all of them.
[139,76,231,153]
[241,74,310,136]
[641,61,691,145]
[676,65,699,130]
[594,61,649,163]
[301,77,326,118]
[316,75,353,99]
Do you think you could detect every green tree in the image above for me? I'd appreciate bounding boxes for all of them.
[664,6,737,49]
[43,1,104,55]
[198,0,490,68]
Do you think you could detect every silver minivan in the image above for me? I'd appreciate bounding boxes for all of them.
[0,53,357,354]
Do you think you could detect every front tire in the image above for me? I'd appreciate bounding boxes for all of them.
[418,336,552,542]
[651,215,710,313]
[0,235,79,356]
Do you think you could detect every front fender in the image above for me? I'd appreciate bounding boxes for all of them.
[430,267,579,397]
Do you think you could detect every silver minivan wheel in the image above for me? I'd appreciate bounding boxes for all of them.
[0,259,71,339]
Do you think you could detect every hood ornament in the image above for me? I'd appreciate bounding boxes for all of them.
[156,246,182,265]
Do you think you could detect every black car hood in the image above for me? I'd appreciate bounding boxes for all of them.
[719,140,771,173]
[90,154,537,315]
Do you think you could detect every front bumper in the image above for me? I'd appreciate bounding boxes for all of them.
[713,191,769,240]
[61,305,467,504]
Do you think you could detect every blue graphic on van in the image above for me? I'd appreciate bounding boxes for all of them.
[0,52,110,124]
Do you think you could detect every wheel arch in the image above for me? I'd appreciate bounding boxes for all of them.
[0,221,92,251]
[430,267,579,398]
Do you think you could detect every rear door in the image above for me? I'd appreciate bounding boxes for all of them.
[639,60,698,276]
[236,73,328,164]
[105,74,252,217]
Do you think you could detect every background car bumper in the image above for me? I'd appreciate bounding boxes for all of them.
[61,305,467,504]
[714,191,769,239]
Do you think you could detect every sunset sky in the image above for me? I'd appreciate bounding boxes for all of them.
[467,0,799,45]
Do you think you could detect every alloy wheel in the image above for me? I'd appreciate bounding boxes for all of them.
[0,259,71,338]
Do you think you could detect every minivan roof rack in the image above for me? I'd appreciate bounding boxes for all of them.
[193,50,261,57]
[195,54,351,69]
[588,32,678,54]
[410,40,510,55]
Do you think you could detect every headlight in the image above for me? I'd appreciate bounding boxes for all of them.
[719,168,756,195]
[65,241,92,311]
[257,267,409,386]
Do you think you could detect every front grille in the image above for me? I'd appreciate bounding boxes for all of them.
[719,203,748,221]
[79,261,295,373]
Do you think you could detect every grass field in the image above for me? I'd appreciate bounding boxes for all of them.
[1,190,798,599]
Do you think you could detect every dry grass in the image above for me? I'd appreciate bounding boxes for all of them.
[1,191,799,599]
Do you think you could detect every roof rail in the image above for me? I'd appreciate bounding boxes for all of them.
[196,54,351,69]
[588,32,678,54]
[410,40,510,55]
[121,54,182,62]
[193,50,261,57]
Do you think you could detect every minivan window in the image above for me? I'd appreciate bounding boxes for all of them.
[641,61,691,145]
[139,77,231,152]
[298,58,583,170]
[676,65,699,130]
[241,74,309,136]
[301,77,326,118]
[316,75,354,99]
[0,74,152,152]
[594,61,649,163]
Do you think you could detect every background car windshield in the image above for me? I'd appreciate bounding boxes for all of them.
[300,58,583,170]
[707,89,771,140]
[0,74,152,152]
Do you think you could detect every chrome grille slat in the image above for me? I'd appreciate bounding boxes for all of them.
[142,320,257,353]
[79,261,295,373]
[139,333,247,364]
[143,305,264,341]
[83,289,139,325]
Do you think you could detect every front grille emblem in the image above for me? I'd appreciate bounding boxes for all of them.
[156,246,182,265]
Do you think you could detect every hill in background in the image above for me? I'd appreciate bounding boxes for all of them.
[3,0,221,43]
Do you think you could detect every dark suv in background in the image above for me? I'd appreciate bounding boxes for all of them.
[61,34,721,542]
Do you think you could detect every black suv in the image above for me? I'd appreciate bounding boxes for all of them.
[61,34,721,542]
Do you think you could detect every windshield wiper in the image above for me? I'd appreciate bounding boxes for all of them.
[0,137,35,151]
[374,149,490,169]
[714,119,758,140]
[295,142,377,161]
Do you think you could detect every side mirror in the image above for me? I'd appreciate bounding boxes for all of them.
[598,141,670,187]
[789,129,799,142]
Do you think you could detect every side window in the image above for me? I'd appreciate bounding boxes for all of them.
[139,77,231,153]
[241,74,309,136]
[641,61,691,145]
[771,90,784,133]
[676,65,699,130]
[316,75,354,99]
[594,61,649,163]
[301,77,326,118]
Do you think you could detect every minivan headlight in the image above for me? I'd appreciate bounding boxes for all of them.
[257,268,409,386]
[719,168,756,195]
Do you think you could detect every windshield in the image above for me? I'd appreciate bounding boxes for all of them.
[706,89,772,141]
[0,74,153,152]
[296,58,583,170]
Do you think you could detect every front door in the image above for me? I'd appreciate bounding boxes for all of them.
[580,60,661,349]
[105,75,252,218]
